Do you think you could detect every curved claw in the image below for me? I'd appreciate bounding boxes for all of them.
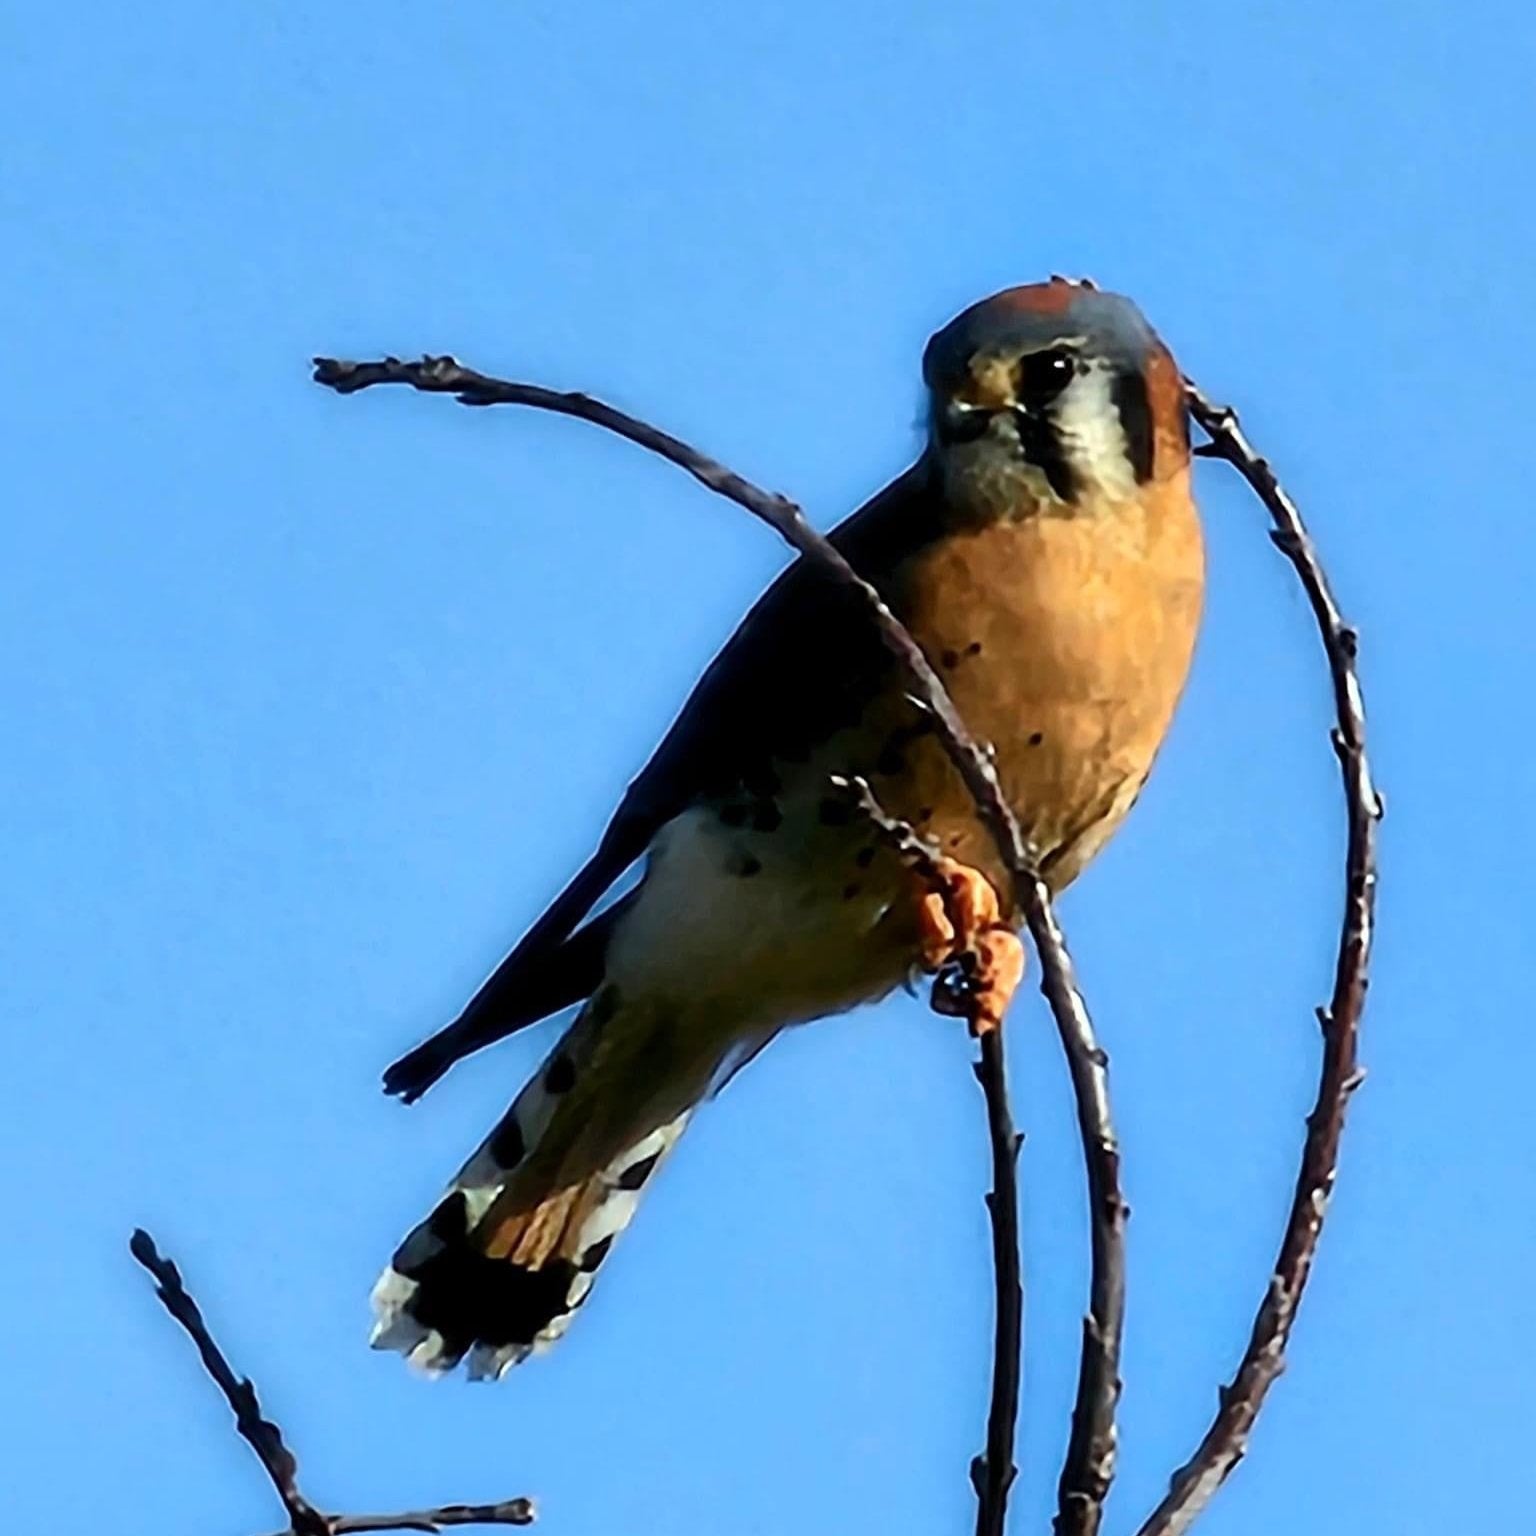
[916,859,1025,1036]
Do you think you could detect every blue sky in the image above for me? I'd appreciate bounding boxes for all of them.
[4,3,1534,1532]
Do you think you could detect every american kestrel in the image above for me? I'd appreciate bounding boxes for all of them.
[371,280,1205,1378]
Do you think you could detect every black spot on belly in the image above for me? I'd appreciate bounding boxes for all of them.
[544,1053,577,1095]
[875,713,939,777]
[731,852,763,878]
[941,648,960,670]
[1028,731,1045,747]
[741,765,782,800]
[966,640,983,657]
[751,800,783,832]
[842,882,862,901]
[487,1115,526,1169]
[855,845,877,868]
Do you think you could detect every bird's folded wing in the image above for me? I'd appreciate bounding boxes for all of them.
[384,460,938,1099]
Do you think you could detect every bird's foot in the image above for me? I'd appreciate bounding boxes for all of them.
[917,859,1025,1036]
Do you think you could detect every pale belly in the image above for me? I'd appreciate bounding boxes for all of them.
[605,794,919,1047]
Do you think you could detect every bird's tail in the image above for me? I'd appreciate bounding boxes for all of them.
[370,992,698,1379]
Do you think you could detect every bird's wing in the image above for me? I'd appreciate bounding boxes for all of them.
[617,459,939,826]
[383,459,938,1100]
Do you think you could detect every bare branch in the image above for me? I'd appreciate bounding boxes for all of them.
[972,1024,1025,1536]
[837,777,1024,1535]
[329,1505,537,1535]
[130,1230,535,1535]
[1051,979,1128,1536]
[314,354,1127,1535]
[1132,387,1382,1536]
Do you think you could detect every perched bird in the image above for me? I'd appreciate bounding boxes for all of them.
[371,279,1205,1378]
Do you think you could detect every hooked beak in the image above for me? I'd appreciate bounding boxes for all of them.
[934,399,1000,446]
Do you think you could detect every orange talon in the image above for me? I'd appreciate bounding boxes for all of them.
[918,857,1004,969]
[948,861,1001,939]
[970,928,1026,1036]
[918,888,958,970]
[914,858,1025,1034]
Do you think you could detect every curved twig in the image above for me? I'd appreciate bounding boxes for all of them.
[313,353,1127,1535]
[130,1230,536,1534]
[1049,881,1128,1536]
[1131,387,1382,1536]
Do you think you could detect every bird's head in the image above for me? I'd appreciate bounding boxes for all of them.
[922,279,1189,519]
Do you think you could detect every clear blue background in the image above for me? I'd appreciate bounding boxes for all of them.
[4,4,1532,1532]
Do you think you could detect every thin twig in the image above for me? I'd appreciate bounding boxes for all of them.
[1132,388,1381,1536]
[314,354,1126,1534]
[1049,893,1128,1536]
[838,777,1024,1536]
[328,1508,537,1534]
[973,1026,1025,1535]
[130,1230,536,1535]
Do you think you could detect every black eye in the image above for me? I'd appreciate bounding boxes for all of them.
[1015,347,1076,408]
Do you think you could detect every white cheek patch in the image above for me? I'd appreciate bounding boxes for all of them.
[1053,363,1138,500]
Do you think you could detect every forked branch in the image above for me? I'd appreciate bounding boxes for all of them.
[130,1230,535,1536]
